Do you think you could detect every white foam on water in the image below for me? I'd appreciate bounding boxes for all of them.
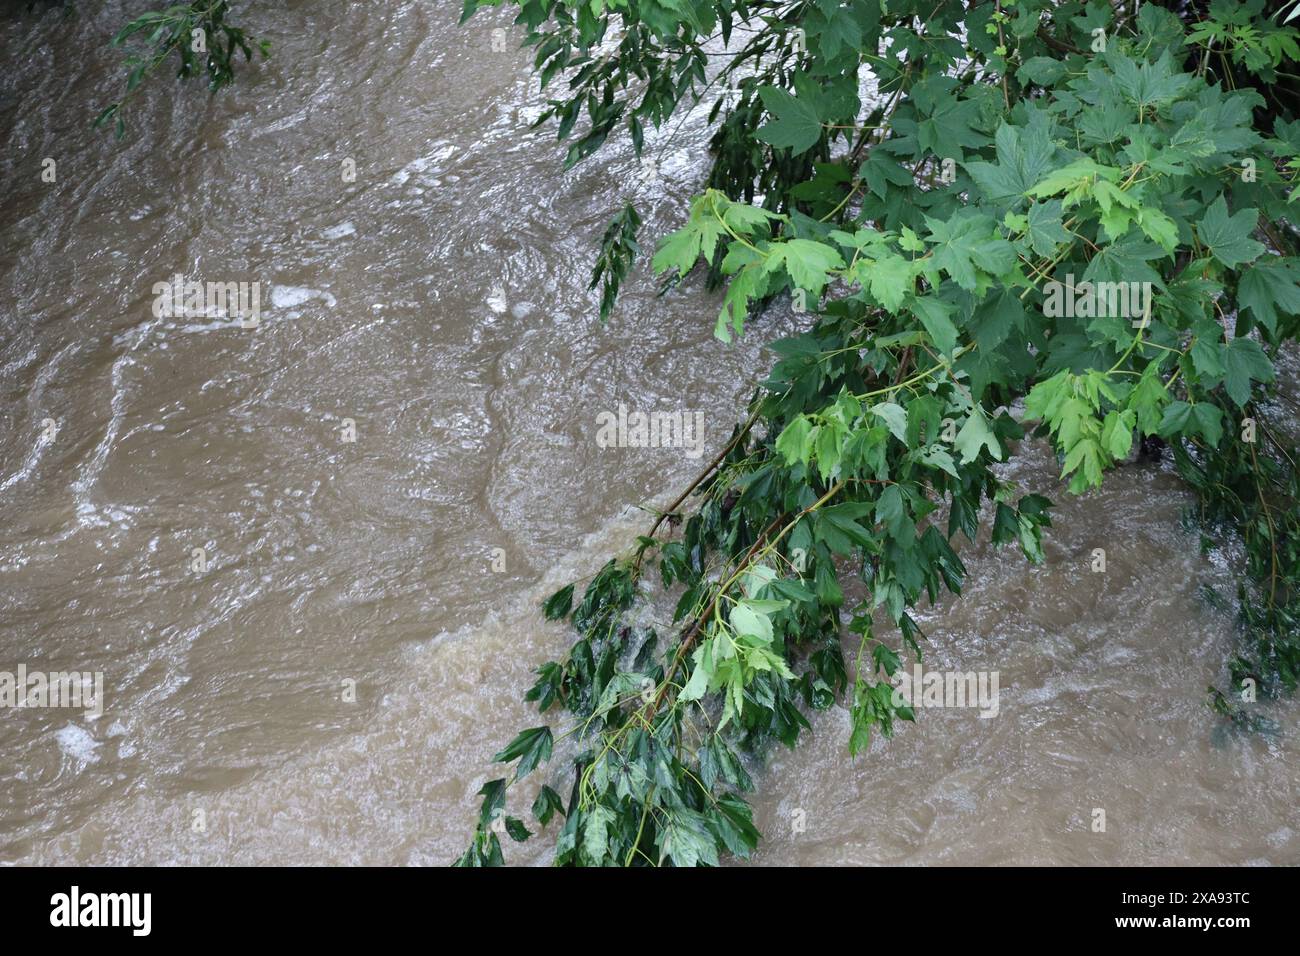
[389,143,457,187]
[323,222,356,240]
[271,286,337,310]
[0,430,54,494]
[55,724,100,766]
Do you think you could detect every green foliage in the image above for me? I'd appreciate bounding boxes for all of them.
[1188,0,1300,76]
[96,1,268,136]
[590,203,642,322]
[458,0,1300,865]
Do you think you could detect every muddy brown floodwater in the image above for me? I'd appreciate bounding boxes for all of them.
[0,0,1296,866]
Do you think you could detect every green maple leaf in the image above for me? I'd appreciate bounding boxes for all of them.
[652,226,702,277]
[581,805,616,863]
[1197,196,1264,268]
[531,786,564,825]
[1081,237,1164,286]
[1189,324,1226,382]
[870,402,909,443]
[916,94,990,158]
[855,254,915,312]
[492,725,553,778]
[1237,257,1300,336]
[1018,56,1067,85]
[1025,370,1070,424]
[1171,87,1261,166]
[874,484,914,543]
[1063,437,1105,492]
[970,288,1026,352]
[1157,400,1193,438]
[805,2,861,59]
[1191,403,1223,447]
[859,150,914,199]
[953,408,1003,464]
[765,239,844,294]
[1108,50,1193,114]
[714,261,764,341]
[1136,207,1179,253]
[775,415,815,465]
[1221,336,1274,406]
[1101,409,1136,458]
[1127,363,1170,435]
[909,295,960,354]
[922,211,1015,290]
[817,502,876,554]
[659,808,720,868]
[1026,158,1122,206]
[964,121,1057,205]
[755,86,822,155]
[1026,199,1072,256]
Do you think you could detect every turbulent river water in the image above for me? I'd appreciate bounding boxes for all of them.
[1,0,1297,866]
